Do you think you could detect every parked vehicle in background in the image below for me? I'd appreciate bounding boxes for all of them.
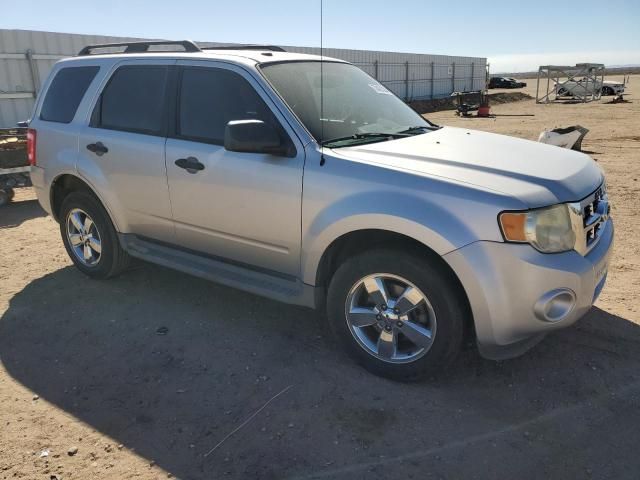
[29,41,613,380]
[600,79,625,96]
[505,77,527,87]
[556,78,625,97]
[488,77,527,88]
[0,127,31,206]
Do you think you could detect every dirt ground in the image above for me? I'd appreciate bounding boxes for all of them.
[1,76,639,480]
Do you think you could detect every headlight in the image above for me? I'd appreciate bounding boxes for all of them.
[499,204,576,253]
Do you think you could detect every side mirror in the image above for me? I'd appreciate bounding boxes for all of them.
[224,120,287,156]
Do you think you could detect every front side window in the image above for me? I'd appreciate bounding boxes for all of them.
[260,61,434,147]
[178,67,277,144]
[93,66,168,135]
[40,66,99,123]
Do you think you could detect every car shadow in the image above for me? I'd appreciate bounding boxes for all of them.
[1,264,640,479]
[0,198,47,229]
[579,149,602,155]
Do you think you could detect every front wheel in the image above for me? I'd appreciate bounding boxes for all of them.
[326,249,465,381]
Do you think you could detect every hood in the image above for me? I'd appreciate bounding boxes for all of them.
[334,126,603,207]
[603,80,624,86]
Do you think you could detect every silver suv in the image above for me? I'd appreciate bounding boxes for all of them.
[29,41,613,380]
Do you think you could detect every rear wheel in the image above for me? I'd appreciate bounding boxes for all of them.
[0,189,12,206]
[60,191,130,279]
[326,249,465,381]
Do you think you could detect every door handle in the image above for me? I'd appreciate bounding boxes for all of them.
[175,156,205,173]
[86,142,108,156]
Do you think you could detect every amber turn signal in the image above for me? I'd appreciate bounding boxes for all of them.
[499,212,527,242]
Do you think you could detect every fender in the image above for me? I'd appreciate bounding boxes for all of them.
[301,190,482,286]
[50,171,124,232]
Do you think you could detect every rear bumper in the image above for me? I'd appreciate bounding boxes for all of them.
[30,165,53,215]
[444,219,614,360]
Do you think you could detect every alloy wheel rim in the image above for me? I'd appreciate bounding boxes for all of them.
[344,273,437,364]
[66,208,102,266]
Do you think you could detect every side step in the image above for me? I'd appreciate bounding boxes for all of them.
[119,234,316,308]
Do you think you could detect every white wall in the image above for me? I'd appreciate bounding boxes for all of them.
[0,29,487,127]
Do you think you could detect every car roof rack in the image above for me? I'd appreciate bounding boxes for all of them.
[78,40,201,56]
[201,45,286,52]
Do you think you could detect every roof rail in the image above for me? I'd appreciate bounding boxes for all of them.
[201,45,286,52]
[78,40,201,56]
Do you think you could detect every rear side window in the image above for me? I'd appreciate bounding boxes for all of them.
[40,66,99,123]
[93,66,168,135]
[177,67,277,144]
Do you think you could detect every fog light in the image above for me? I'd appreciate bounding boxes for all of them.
[534,289,576,322]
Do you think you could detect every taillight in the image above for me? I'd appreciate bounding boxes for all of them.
[26,128,36,166]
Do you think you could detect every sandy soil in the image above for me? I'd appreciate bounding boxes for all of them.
[0,77,639,480]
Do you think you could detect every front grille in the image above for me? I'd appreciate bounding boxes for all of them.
[569,184,610,256]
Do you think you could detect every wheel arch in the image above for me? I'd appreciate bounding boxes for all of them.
[50,173,119,230]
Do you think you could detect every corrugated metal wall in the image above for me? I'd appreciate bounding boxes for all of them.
[0,29,486,127]
[283,46,486,101]
[0,30,140,127]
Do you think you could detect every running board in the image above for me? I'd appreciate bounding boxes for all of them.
[119,234,316,308]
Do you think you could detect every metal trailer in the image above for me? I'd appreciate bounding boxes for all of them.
[536,63,606,104]
[0,127,30,206]
[0,29,486,127]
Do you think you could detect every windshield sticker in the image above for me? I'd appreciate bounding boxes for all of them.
[369,83,392,95]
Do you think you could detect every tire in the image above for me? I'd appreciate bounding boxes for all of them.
[0,189,11,207]
[326,249,465,381]
[601,86,613,96]
[59,191,130,279]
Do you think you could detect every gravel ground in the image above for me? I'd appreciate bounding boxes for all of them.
[1,77,639,480]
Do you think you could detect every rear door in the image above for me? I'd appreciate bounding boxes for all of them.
[164,61,305,277]
[76,59,175,242]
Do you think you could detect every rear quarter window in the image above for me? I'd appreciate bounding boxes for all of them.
[40,66,99,123]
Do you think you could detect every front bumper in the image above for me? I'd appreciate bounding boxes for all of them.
[444,219,614,360]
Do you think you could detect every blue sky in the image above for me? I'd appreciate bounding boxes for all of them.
[4,0,640,71]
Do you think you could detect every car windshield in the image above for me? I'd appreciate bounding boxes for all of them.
[260,61,435,147]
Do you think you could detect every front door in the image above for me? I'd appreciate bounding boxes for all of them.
[165,61,305,277]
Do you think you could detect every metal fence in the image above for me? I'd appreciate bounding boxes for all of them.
[353,61,485,102]
[0,29,487,127]
[284,44,486,102]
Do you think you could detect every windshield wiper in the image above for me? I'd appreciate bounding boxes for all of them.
[322,132,409,147]
[397,125,439,134]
